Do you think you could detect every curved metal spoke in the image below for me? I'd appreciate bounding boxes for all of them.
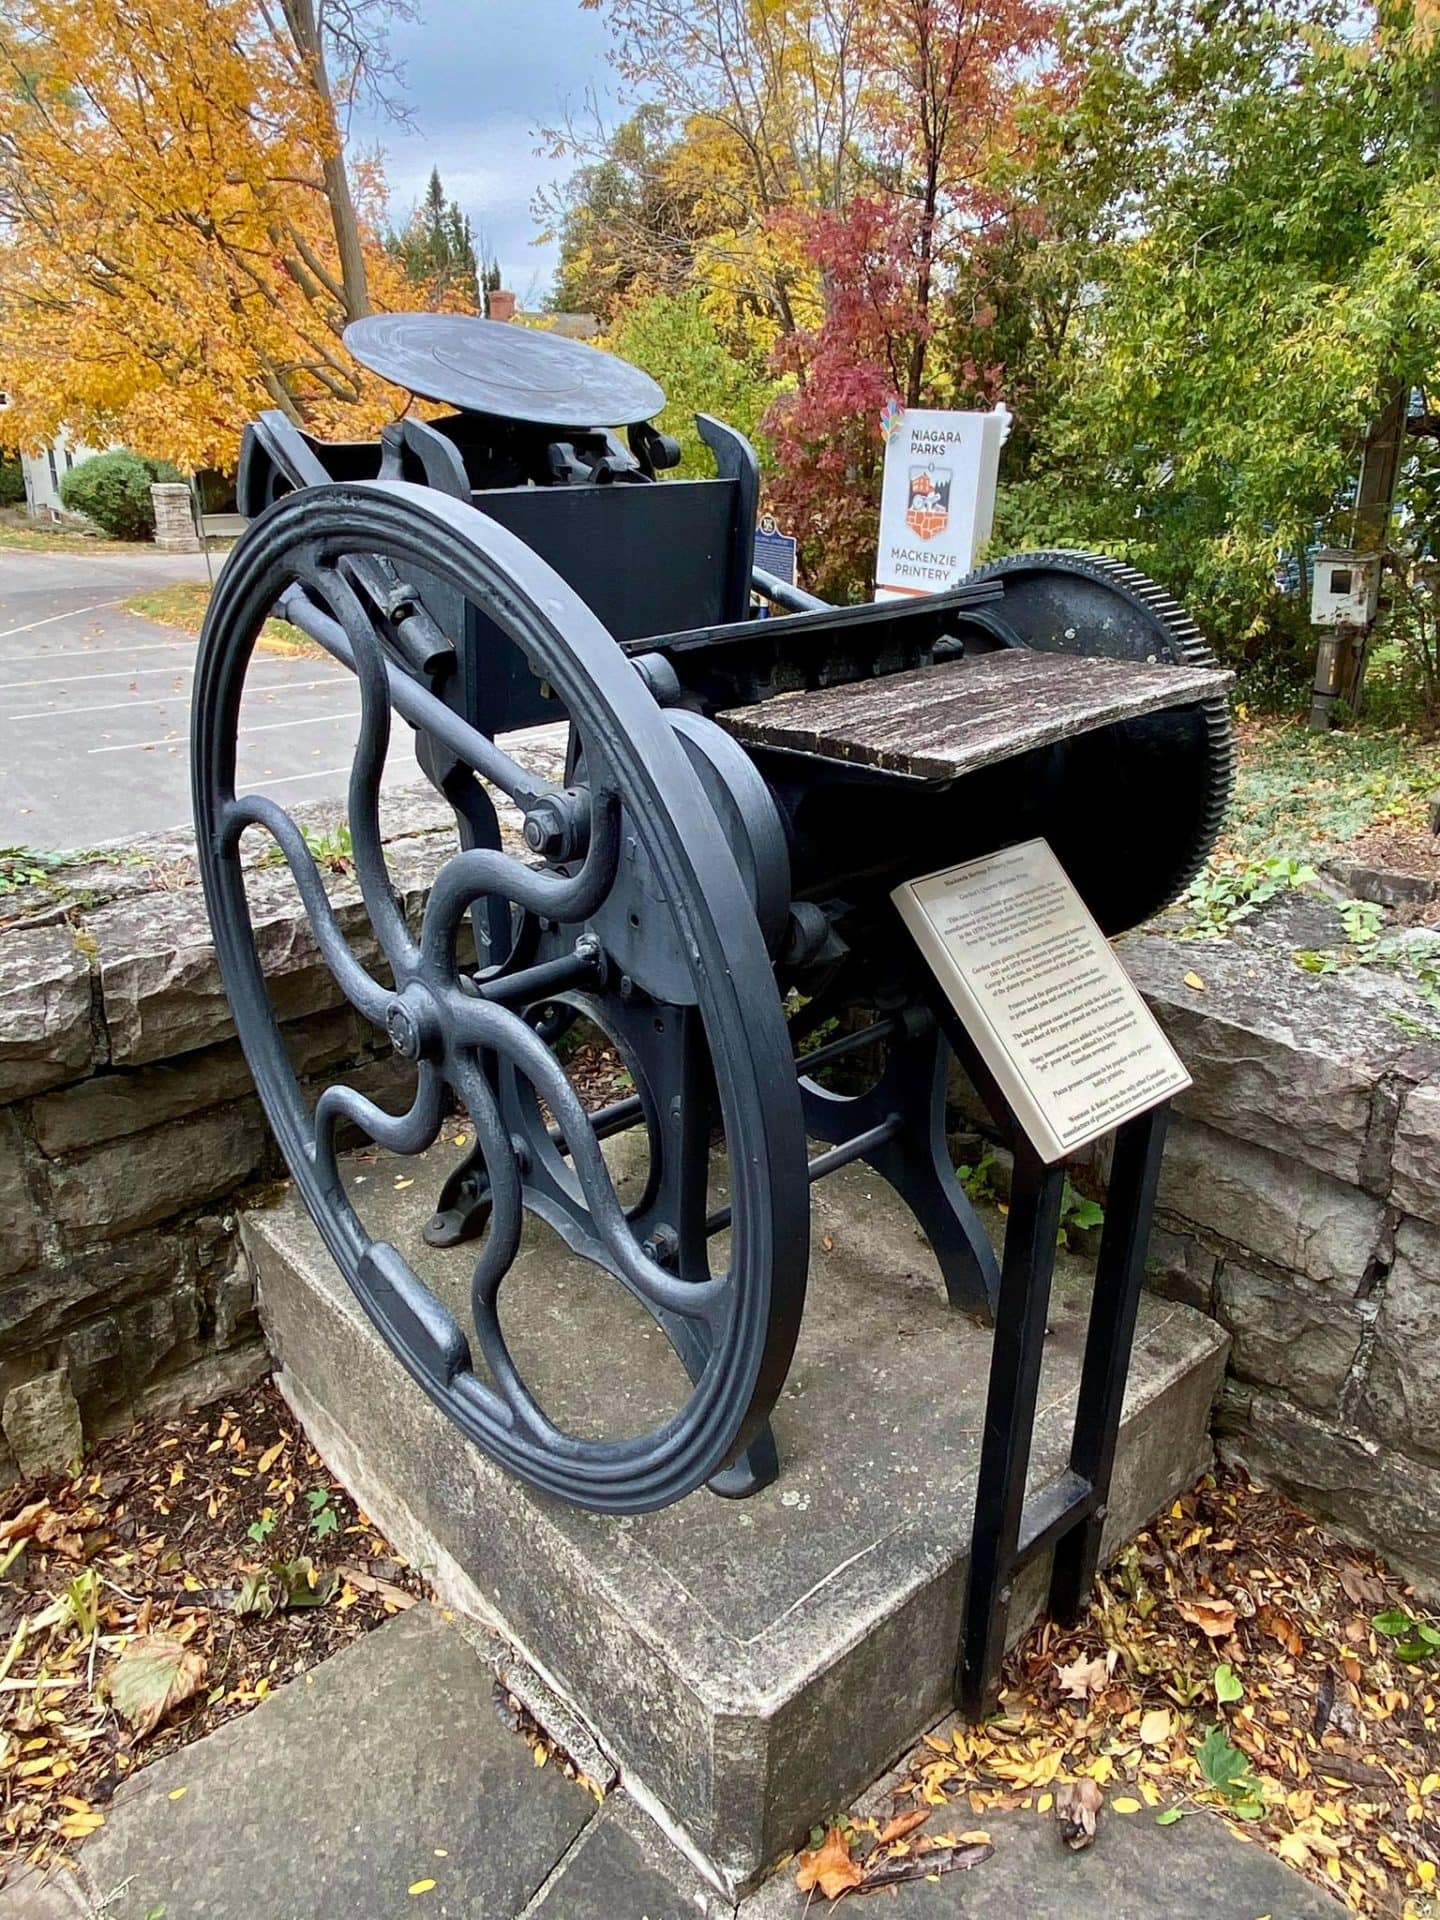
[312,1061,445,1189]
[220,794,393,1027]
[445,1049,524,1305]
[420,789,622,975]
[445,991,729,1330]
[293,559,418,981]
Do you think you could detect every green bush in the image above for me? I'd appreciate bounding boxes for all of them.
[0,455,24,509]
[59,450,184,541]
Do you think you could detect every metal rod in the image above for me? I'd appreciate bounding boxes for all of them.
[474,945,600,1006]
[1047,1103,1170,1624]
[1015,1470,1096,1565]
[793,1017,898,1077]
[752,566,829,614]
[957,1139,1067,1717]
[546,1093,645,1157]
[705,1115,902,1236]
[277,584,551,806]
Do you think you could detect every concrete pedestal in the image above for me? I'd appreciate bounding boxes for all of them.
[243,1150,1226,1895]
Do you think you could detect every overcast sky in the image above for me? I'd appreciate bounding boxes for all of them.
[351,0,619,307]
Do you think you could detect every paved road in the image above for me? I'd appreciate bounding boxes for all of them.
[0,544,392,851]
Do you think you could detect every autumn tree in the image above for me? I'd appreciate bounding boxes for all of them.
[546,0,868,341]
[543,105,707,322]
[0,0,417,469]
[749,0,1054,593]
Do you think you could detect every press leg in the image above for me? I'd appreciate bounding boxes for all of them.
[957,1140,1066,1717]
[424,1141,492,1248]
[1049,1105,1169,1623]
[798,1012,999,1317]
[707,1426,780,1498]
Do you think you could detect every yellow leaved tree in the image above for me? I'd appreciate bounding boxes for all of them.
[0,0,420,470]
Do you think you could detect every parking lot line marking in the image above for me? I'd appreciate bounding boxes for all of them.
[0,599,123,642]
[0,639,193,665]
[5,677,340,721]
[89,711,349,755]
[0,661,197,692]
[245,764,354,790]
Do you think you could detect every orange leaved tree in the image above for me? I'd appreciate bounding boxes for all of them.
[0,0,419,469]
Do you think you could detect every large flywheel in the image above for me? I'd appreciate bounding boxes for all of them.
[191,481,810,1513]
[966,549,1236,930]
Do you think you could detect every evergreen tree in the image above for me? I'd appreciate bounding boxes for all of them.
[386,167,480,309]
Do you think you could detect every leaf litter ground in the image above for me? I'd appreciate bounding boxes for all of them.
[798,1472,1438,1914]
[0,1380,431,1885]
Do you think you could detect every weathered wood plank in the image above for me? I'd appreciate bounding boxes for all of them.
[718,648,1234,783]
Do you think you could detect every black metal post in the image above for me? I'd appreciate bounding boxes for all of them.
[1048,1103,1170,1623]
[957,1138,1067,1716]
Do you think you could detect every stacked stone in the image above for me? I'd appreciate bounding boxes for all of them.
[1122,893,1440,1601]
[0,789,486,1486]
[150,483,201,553]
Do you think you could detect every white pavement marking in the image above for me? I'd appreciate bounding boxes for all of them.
[0,660,198,692]
[246,764,354,790]
[0,639,192,665]
[89,711,348,755]
[6,676,340,721]
[0,599,123,642]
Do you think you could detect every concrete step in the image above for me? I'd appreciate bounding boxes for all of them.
[243,1149,1228,1897]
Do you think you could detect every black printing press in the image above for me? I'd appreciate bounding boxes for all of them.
[191,313,1232,1707]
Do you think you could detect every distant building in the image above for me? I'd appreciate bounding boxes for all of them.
[18,427,108,515]
[543,311,602,341]
[486,289,601,341]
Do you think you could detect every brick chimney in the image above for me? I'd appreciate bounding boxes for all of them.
[486,289,516,323]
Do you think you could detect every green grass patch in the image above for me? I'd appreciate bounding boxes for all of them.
[1222,721,1440,864]
[0,518,135,555]
[122,582,318,658]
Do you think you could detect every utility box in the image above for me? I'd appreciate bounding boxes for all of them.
[1311,548,1381,628]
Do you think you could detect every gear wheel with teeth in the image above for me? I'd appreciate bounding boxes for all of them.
[965,548,1235,932]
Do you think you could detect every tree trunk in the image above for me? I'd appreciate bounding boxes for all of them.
[280,0,371,321]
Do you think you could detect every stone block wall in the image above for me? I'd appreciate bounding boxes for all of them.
[5,753,1438,1601]
[1120,893,1440,1600]
[0,786,491,1483]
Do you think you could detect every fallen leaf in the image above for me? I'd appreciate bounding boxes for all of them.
[1183,971,1206,991]
[104,1638,207,1738]
[1055,1653,1110,1702]
[876,1808,930,1847]
[57,1811,104,1839]
[1176,1595,1239,1640]
[1112,1797,1142,1814]
[34,1509,84,1559]
[796,1827,863,1900]
[256,1440,286,1475]
[408,1880,436,1896]
[1055,1779,1103,1850]
[1140,1708,1172,1746]
[1338,1564,1386,1608]
[336,1564,417,1610]
[0,1500,49,1546]
[1214,1663,1244,1705]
